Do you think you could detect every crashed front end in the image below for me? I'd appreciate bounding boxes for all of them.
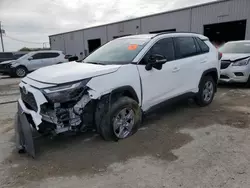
[16,77,95,157]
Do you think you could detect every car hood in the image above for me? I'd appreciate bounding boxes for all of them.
[27,62,122,84]
[0,60,14,65]
[222,53,250,61]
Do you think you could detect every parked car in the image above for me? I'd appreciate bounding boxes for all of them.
[16,33,220,156]
[0,50,67,77]
[0,51,28,63]
[219,41,250,85]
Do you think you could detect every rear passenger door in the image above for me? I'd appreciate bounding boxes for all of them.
[173,37,208,93]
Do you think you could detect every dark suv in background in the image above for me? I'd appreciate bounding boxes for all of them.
[0,52,28,63]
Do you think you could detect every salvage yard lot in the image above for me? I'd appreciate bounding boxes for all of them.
[1,76,250,188]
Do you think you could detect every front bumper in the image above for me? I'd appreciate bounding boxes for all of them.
[15,101,38,158]
[0,66,14,75]
[219,65,250,83]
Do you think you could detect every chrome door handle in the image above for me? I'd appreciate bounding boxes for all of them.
[172,67,180,72]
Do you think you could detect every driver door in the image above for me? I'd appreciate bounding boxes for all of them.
[136,37,180,111]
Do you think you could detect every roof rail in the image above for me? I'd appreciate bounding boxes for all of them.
[151,31,201,38]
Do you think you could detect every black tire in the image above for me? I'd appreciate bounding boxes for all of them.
[15,66,28,77]
[245,76,250,88]
[98,96,142,141]
[195,76,215,107]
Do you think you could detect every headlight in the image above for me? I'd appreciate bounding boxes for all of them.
[10,61,18,67]
[232,58,250,66]
[42,78,91,103]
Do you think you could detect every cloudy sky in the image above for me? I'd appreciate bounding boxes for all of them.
[0,0,216,51]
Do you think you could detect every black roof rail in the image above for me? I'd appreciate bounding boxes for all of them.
[151,31,201,38]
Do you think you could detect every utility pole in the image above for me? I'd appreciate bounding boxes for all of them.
[0,22,4,52]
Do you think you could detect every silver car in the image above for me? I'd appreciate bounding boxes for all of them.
[219,41,250,85]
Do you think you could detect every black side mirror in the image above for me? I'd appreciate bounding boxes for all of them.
[145,54,167,71]
[28,57,33,61]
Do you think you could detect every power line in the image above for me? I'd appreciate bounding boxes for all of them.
[4,35,47,44]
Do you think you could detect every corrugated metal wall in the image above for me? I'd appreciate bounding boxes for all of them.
[141,9,191,33]
[49,0,250,55]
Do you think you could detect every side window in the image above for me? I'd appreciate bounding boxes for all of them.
[32,53,44,60]
[43,53,60,58]
[174,37,197,59]
[141,38,175,64]
[196,37,210,53]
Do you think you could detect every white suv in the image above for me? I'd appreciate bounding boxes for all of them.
[16,33,220,156]
[0,50,67,77]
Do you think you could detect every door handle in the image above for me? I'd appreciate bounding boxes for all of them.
[172,67,180,72]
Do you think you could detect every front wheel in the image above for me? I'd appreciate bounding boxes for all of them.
[15,66,27,77]
[98,96,142,141]
[195,76,215,106]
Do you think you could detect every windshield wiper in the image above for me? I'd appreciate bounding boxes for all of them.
[84,61,105,65]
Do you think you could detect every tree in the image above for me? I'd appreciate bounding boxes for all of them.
[19,47,31,51]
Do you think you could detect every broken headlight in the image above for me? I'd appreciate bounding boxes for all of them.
[232,58,250,66]
[42,78,91,103]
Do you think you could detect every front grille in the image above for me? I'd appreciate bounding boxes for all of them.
[20,88,38,112]
[221,60,231,69]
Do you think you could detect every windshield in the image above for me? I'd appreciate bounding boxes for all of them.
[14,54,26,59]
[219,42,250,53]
[83,38,150,64]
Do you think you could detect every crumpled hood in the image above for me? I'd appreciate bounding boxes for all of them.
[222,53,250,62]
[27,62,121,84]
[0,60,14,65]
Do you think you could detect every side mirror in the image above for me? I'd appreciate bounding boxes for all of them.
[28,57,33,61]
[145,54,167,71]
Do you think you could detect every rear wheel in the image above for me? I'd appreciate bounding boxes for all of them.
[98,96,142,141]
[195,76,215,106]
[15,66,27,77]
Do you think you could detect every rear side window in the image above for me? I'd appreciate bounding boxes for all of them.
[195,37,209,53]
[174,37,197,58]
[32,52,60,59]
[43,53,60,58]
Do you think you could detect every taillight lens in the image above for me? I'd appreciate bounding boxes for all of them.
[218,52,222,60]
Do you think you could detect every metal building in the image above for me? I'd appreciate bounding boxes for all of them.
[49,0,250,58]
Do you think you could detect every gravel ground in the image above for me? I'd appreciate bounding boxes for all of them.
[0,76,250,188]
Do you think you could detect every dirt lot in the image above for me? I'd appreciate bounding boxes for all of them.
[1,76,250,188]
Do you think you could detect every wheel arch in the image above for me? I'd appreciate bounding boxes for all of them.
[110,86,139,103]
[199,68,218,91]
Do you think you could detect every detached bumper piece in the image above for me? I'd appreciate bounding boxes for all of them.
[15,103,37,158]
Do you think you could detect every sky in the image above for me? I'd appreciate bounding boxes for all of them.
[0,0,216,51]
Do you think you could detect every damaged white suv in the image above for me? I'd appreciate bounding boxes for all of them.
[16,33,220,156]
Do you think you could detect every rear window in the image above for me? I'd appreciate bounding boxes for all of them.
[219,42,250,53]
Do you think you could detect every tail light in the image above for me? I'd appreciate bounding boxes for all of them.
[218,52,222,60]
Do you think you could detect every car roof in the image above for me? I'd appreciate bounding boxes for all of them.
[119,32,208,40]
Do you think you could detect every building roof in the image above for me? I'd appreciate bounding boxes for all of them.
[49,0,229,37]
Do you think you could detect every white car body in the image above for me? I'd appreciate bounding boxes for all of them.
[17,33,220,141]
[219,41,250,83]
[0,50,67,77]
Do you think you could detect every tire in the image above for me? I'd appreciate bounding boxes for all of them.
[195,76,215,107]
[98,96,142,141]
[245,76,250,88]
[15,66,27,77]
